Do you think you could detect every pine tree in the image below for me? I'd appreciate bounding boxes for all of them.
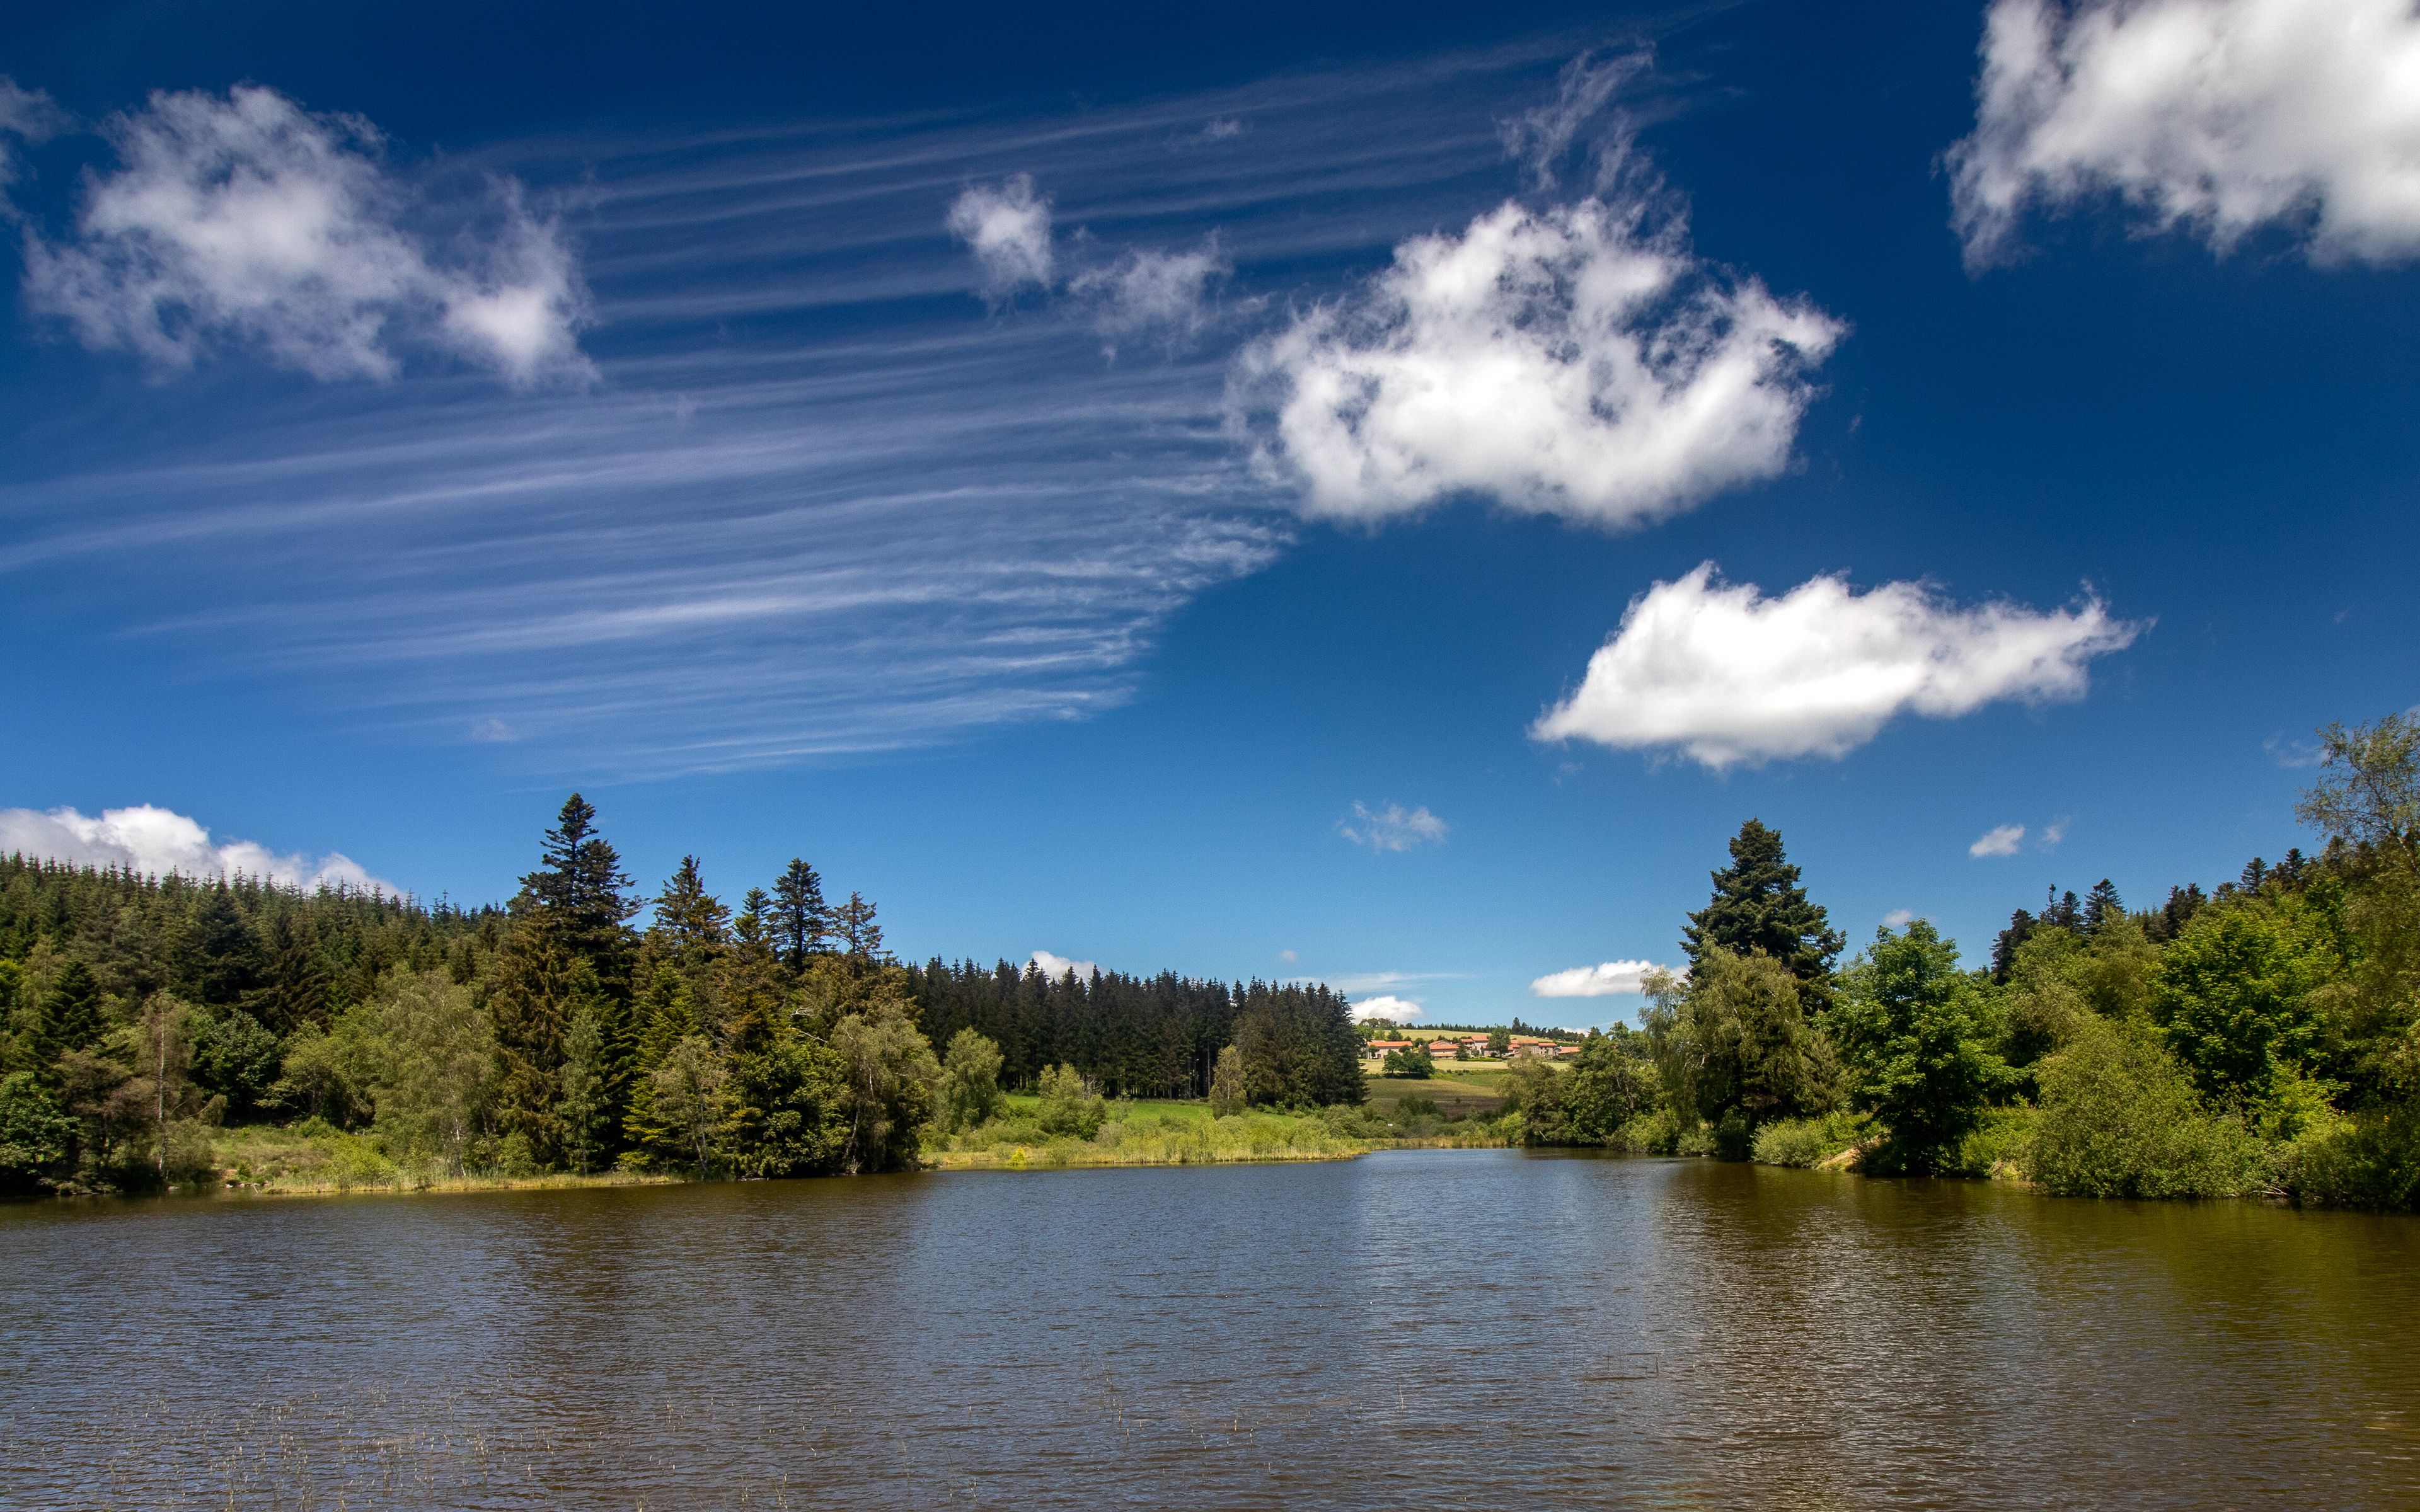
[647,857,731,968]
[521,794,639,988]
[2040,887,2082,932]
[2081,879,2124,937]
[770,859,829,970]
[1681,820,1845,1006]
[245,910,331,1034]
[832,892,884,960]
[29,959,103,1079]
[489,917,575,1166]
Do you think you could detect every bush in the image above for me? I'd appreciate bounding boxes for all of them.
[1381,1045,1434,1079]
[0,1072,77,1193]
[1949,1104,2033,1179]
[2027,1021,2266,1198]
[2274,1103,2420,1210]
[1749,1113,1859,1168]
[1035,1064,1106,1138]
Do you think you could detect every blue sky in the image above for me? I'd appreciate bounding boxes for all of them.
[2,0,2415,1026]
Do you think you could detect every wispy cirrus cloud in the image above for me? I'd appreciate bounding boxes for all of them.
[1529,958,1669,997]
[0,41,1716,777]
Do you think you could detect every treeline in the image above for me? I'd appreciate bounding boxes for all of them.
[1510,716,2420,1210]
[0,798,1362,1194]
[908,961,1361,1104]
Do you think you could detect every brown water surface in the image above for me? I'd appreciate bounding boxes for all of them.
[3,1148,2416,1509]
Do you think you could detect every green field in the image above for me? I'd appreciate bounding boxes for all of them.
[1361,1060,1521,1119]
[929,1095,1380,1169]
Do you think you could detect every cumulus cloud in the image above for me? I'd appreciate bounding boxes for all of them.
[21,84,589,384]
[1881,908,1916,927]
[1069,240,1230,348]
[1352,993,1426,1023]
[1531,563,2142,769]
[1971,823,2027,857]
[1949,0,2420,267]
[947,175,1055,297]
[1030,949,1099,982]
[1231,185,1841,529]
[0,803,391,891]
[1339,801,1449,852]
[1529,958,1668,997]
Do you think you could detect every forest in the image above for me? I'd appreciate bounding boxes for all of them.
[0,796,1361,1194]
[1506,716,2420,1210]
[3,713,2416,1210]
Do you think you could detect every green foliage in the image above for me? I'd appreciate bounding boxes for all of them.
[1381,1043,1434,1079]
[0,1070,76,1192]
[1235,982,1363,1107]
[1683,819,1845,1007]
[936,1028,1006,1134]
[366,971,500,1179]
[191,1008,283,1121]
[556,1009,611,1176]
[1674,947,1836,1140]
[648,1036,729,1177]
[1749,1111,1867,1168]
[2274,1101,2420,1210]
[2154,893,2340,1106]
[1035,1063,1107,1138]
[1207,1043,1245,1116]
[727,1036,847,1177]
[1831,922,2012,1174]
[1509,1029,1659,1146]
[831,989,941,1172]
[2027,1019,2265,1198]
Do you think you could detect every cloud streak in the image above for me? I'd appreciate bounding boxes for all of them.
[1532,563,2142,769]
[1530,958,1668,997]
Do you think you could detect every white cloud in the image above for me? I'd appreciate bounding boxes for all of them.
[1231,184,1842,529]
[1531,563,2143,769]
[1339,801,1449,852]
[1971,823,2027,857]
[0,76,67,189]
[1529,958,1668,997]
[1030,949,1099,982]
[2039,818,2070,847]
[1200,118,1245,142]
[0,803,391,892]
[1279,948,1298,964]
[1881,908,1916,927]
[1949,0,2420,267]
[21,84,590,385]
[1497,50,1651,192]
[947,175,1054,297]
[1069,241,1229,347]
[1352,994,1426,1023]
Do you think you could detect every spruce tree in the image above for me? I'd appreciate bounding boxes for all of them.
[1681,820,1844,1005]
[521,794,639,988]
[770,859,829,970]
[647,857,731,969]
[2081,879,2124,937]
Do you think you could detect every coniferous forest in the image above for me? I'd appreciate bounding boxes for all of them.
[4,714,2418,1210]
[0,795,1362,1194]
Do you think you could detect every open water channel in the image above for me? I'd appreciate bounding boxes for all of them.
[3,1148,2417,1509]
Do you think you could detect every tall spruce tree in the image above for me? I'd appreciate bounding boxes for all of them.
[1682,820,1844,1006]
[2081,878,2124,937]
[492,796,640,1167]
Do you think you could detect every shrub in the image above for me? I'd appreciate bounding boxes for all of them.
[1035,1064,1106,1138]
[2027,1021,2266,1198]
[1949,1104,2033,1179]
[1750,1117,1824,1167]
[2274,1103,2420,1210]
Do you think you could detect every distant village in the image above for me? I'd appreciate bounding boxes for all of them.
[1362,1033,1581,1063]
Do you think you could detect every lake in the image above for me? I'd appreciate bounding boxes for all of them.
[3,1148,2416,1509]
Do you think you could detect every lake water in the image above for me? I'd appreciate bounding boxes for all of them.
[4,1148,2417,1510]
